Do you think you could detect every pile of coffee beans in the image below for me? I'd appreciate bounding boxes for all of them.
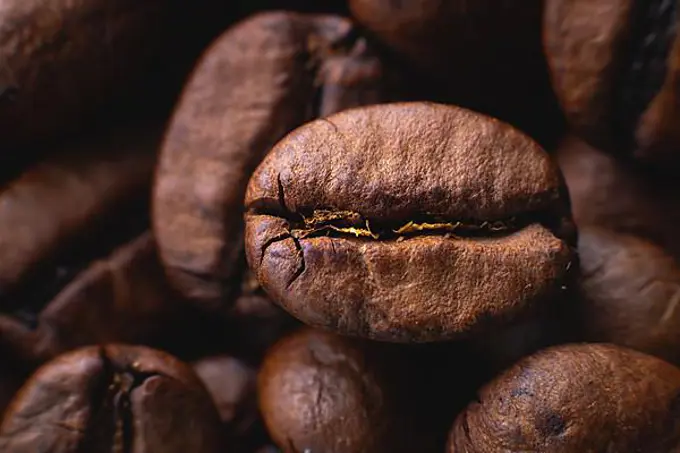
[1,0,679,451]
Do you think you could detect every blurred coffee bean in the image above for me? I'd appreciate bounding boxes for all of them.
[545,0,680,166]
[575,226,680,365]
[349,0,565,145]
[258,328,473,453]
[556,134,680,260]
[0,0,237,172]
[0,345,225,452]
[154,11,406,312]
[0,232,184,365]
[194,355,257,428]
[0,121,161,303]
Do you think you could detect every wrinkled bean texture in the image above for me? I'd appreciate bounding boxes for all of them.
[258,328,425,453]
[448,343,680,452]
[245,102,576,342]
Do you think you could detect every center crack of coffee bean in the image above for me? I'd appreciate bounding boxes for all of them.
[77,349,165,453]
[290,209,519,240]
[255,210,532,289]
[616,0,678,142]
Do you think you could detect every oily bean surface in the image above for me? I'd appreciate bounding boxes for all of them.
[245,102,575,342]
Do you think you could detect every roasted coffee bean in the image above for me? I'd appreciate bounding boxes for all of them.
[348,0,564,145]
[545,0,680,164]
[0,345,224,452]
[0,0,230,161]
[258,328,436,453]
[556,134,680,261]
[154,12,401,313]
[576,226,680,365]
[245,102,576,342]
[0,232,182,364]
[448,343,680,452]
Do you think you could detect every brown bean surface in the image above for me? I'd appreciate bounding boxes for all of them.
[259,328,433,453]
[0,122,160,302]
[245,102,575,342]
[0,345,224,452]
[448,343,680,452]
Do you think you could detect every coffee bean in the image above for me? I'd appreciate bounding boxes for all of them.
[0,345,224,452]
[0,124,170,364]
[258,328,431,453]
[154,12,400,312]
[0,232,183,364]
[448,343,680,452]
[545,0,680,164]
[576,226,680,365]
[245,102,576,342]
[556,134,680,261]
